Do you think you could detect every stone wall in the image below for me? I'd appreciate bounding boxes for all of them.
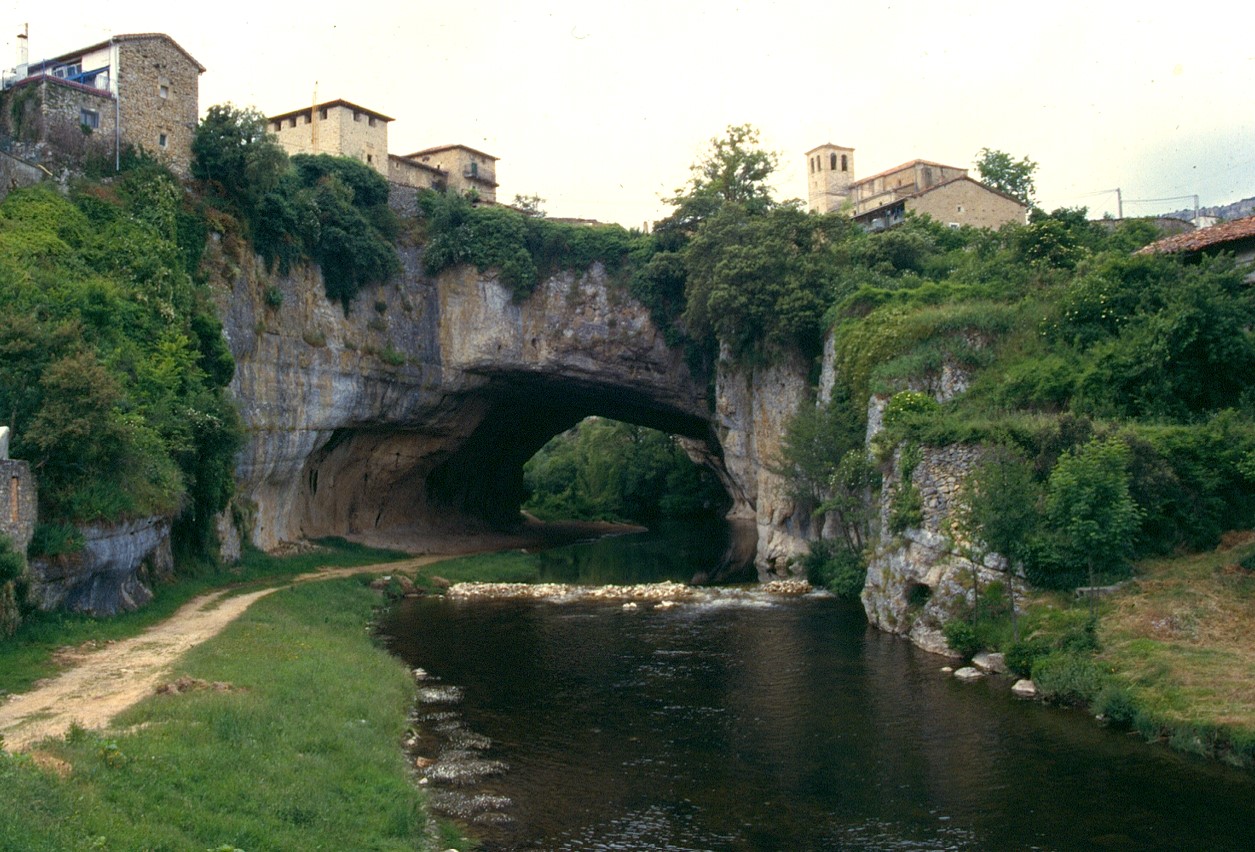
[908,178,1027,229]
[0,459,37,554]
[0,151,45,201]
[117,36,200,176]
[272,103,391,177]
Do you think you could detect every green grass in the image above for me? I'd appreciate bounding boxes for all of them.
[0,577,466,850]
[0,538,411,697]
[418,549,544,586]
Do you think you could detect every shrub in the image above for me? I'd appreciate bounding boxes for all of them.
[943,619,981,660]
[1004,637,1050,678]
[801,540,866,599]
[1031,650,1106,705]
[0,535,25,584]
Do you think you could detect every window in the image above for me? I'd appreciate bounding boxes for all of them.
[159,84,169,98]
[368,116,376,127]
[830,153,837,170]
[353,111,362,123]
[810,157,815,173]
[80,108,100,130]
[288,116,297,128]
[367,154,374,164]
[841,154,848,172]
[469,161,479,177]
[319,107,328,120]
[158,133,168,149]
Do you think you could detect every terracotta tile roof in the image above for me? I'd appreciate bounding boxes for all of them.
[852,175,1027,220]
[1136,215,1255,255]
[851,158,966,189]
[407,144,499,162]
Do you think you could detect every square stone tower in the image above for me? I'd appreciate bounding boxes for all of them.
[806,143,855,213]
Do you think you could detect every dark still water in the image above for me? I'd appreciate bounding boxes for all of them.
[378,528,1255,851]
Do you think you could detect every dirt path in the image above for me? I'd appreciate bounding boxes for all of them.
[0,556,445,752]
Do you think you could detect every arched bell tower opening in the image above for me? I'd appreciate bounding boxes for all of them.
[806,142,855,213]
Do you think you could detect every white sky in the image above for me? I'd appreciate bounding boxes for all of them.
[6,1,1254,227]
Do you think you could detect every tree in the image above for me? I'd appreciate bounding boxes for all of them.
[191,104,288,209]
[1044,437,1142,615]
[659,124,779,237]
[974,148,1037,206]
[955,448,1041,639]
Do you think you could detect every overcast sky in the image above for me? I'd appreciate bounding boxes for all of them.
[7,1,1254,227]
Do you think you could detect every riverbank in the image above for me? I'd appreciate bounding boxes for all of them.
[0,577,466,850]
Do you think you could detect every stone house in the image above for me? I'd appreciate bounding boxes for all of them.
[400,145,498,202]
[268,99,394,178]
[268,99,498,202]
[806,144,1027,230]
[0,32,204,176]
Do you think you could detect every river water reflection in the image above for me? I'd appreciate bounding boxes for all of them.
[378,525,1255,851]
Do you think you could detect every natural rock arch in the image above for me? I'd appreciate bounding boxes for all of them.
[217,251,779,559]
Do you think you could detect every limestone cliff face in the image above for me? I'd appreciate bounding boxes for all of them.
[214,241,804,565]
[712,348,815,577]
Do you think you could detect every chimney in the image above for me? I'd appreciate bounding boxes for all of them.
[16,24,28,79]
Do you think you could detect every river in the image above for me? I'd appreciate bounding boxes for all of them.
[377,524,1255,851]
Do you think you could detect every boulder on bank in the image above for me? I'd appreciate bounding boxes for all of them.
[973,652,1009,675]
[954,666,985,682]
[1011,679,1039,698]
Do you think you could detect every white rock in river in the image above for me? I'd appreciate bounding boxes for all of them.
[1011,679,1039,698]
[953,666,985,682]
[973,652,1008,675]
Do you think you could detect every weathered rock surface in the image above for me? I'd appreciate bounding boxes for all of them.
[973,652,1009,675]
[1011,679,1039,698]
[861,435,1020,657]
[953,666,985,682]
[28,516,173,615]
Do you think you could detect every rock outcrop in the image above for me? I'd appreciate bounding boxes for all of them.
[28,516,173,615]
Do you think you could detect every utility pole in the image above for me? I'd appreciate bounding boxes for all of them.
[1116,187,1123,219]
[310,81,319,154]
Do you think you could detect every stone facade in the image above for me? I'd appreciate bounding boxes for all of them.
[902,177,1028,230]
[805,147,1027,230]
[404,145,498,202]
[114,35,203,176]
[269,100,393,177]
[0,459,37,555]
[0,33,203,176]
[806,143,855,213]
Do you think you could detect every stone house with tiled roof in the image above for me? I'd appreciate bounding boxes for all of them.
[1,32,204,176]
[1137,214,1255,281]
[806,144,1027,230]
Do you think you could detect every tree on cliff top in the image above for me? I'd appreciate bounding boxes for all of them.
[658,124,780,238]
[974,148,1038,207]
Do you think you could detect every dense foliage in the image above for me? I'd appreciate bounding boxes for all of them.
[192,104,399,306]
[0,167,241,556]
[417,188,646,298]
[523,419,727,524]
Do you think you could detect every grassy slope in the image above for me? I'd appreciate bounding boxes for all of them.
[1098,537,1255,760]
[0,539,410,697]
[0,577,464,851]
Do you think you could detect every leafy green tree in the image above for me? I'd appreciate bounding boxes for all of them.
[1043,437,1142,610]
[659,124,779,237]
[682,203,855,359]
[955,448,1040,638]
[974,147,1038,206]
[191,104,288,210]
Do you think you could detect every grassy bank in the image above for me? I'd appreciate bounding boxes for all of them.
[0,576,466,851]
[0,539,410,698]
[979,537,1255,769]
